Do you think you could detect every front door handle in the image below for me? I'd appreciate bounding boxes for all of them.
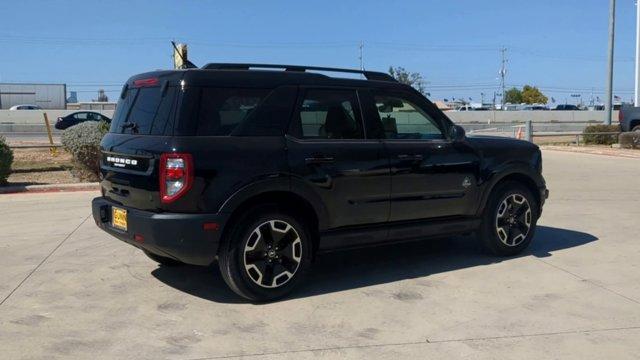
[397,154,424,161]
[305,155,335,164]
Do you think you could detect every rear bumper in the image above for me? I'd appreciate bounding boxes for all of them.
[92,197,228,266]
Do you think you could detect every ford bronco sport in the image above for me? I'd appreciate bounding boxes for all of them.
[92,64,548,301]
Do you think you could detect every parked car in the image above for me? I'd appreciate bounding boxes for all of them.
[92,64,548,301]
[504,104,524,111]
[554,104,580,111]
[522,105,548,111]
[453,105,490,111]
[9,104,42,110]
[54,111,111,130]
[618,104,640,132]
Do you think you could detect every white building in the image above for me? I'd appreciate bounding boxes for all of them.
[0,83,67,109]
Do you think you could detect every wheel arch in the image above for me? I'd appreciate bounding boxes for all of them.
[218,189,324,256]
[478,169,542,217]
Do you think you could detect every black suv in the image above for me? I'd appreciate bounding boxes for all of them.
[92,64,548,301]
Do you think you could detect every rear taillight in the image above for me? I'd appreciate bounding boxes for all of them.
[159,153,193,204]
[618,110,623,122]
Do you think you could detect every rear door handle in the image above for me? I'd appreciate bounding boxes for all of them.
[397,154,423,161]
[305,155,335,164]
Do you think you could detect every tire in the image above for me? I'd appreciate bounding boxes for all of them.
[479,181,539,256]
[218,206,313,302]
[632,125,640,132]
[143,250,184,266]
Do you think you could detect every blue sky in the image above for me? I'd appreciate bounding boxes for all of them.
[0,0,638,104]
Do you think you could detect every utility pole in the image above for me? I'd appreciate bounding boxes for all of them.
[499,47,507,110]
[604,0,616,125]
[358,41,364,72]
[635,0,640,105]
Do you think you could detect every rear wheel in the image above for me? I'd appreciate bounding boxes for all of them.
[632,125,640,132]
[479,181,538,256]
[218,207,312,302]
[143,250,183,266]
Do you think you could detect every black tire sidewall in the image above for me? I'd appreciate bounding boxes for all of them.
[220,208,312,302]
[481,182,539,256]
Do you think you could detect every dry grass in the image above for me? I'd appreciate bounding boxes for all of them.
[5,148,81,186]
[11,148,73,171]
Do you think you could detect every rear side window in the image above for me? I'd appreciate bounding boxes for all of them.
[197,88,270,136]
[110,85,178,135]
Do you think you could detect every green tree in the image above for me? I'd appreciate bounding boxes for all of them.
[521,85,548,104]
[388,66,427,95]
[504,87,523,104]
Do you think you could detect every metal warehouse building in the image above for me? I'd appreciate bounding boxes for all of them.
[0,83,67,109]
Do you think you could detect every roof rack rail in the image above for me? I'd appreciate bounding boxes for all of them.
[200,63,397,82]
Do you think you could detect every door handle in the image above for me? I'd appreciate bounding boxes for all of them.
[305,155,335,164]
[397,154,423,161]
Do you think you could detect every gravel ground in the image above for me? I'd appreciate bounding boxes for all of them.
[4,148,78,186]
[7,170,77,186]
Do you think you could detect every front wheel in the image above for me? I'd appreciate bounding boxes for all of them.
[479,181,539,256]
[218,208,312,302]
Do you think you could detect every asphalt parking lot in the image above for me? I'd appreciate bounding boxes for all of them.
[1,150,639,359]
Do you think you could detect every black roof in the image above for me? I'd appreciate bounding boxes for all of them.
[201,63,396,82]
[126,63,408,91]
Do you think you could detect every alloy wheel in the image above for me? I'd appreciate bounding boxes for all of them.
[243,220,302,288]
[495,193,532,247]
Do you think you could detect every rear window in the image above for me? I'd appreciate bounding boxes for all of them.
[110,85,178,135]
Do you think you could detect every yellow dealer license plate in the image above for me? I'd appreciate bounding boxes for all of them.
[112,206,128,231]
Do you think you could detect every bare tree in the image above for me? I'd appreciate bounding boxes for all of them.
[388,66,428,95]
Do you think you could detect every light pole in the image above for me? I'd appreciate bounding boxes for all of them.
[604,0,616,125]
[635,0,640,105]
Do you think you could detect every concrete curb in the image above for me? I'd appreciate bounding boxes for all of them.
[541,145,640,159]
[0,182,99,194]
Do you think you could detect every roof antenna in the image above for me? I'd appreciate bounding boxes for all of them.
[171,41,197,69]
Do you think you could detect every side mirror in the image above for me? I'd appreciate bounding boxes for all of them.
[450,125,466,142]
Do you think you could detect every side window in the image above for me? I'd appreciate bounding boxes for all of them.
[373,92,444,140]
[296,89,363,139]
[75,112,88,120]
[197,88,269,136]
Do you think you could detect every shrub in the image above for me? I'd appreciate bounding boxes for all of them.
[583,124,620,145]
[619,132,640,149]
[0,135,13,185]
[61,121,109,181]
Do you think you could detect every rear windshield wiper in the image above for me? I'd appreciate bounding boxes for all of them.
[121,121,139,133]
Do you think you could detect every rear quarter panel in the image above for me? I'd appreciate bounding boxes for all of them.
[100,134,289,213]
